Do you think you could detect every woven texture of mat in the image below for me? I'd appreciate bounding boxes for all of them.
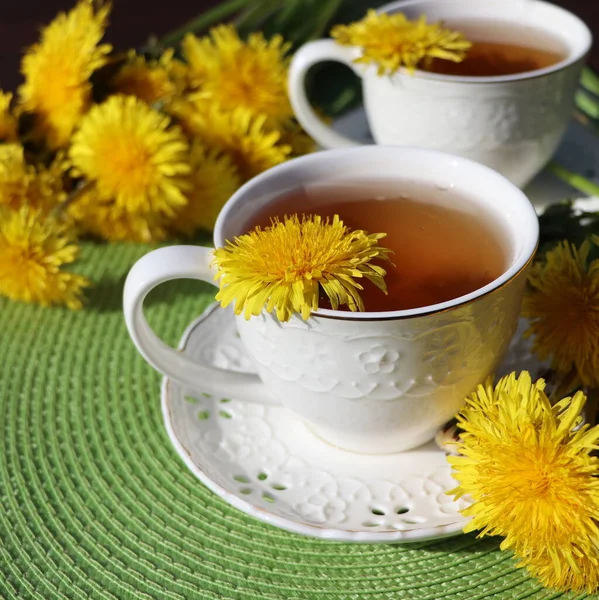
[0,241,593,600]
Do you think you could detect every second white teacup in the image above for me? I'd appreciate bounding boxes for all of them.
[289,0,592,188]
[124,147,538,454]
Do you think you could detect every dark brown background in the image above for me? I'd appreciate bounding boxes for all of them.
[0,0,597,91]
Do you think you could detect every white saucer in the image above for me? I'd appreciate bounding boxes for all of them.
[162,304,547,543]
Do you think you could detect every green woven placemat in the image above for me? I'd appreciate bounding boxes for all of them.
[0,241,593,600]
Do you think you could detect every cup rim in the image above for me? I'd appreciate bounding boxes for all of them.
[375,0,592,85]
[214,146,540,322]
[312,246,537,321]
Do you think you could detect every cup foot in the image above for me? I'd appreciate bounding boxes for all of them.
[306,421,435,455]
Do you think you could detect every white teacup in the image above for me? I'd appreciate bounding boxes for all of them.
[123,146,538,454]
[288,0,592,188]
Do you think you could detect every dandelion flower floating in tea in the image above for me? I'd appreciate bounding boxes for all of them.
[449,371,599,593]
[332,10,472,75]
[522,237,599,390]
[213,214,392,322]
[0,207,89,309]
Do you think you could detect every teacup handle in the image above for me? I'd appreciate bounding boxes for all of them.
[123,245,278,405]
[289,39,364,149]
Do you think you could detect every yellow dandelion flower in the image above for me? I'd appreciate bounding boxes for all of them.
[170,143,241,236]
[18,0,111,149]
[449,371,599,593]
[166,54,191,93]
[279,121,317,157]
[165,94,203,133]
[0,207,89,309]
[176,101,290,181]
[213,214,391,322]
[0,91,18,142]
[180,33,213,89]
[332,10,471,75]
[67,189,169,243]
[111,50,179,105]
[33,155,69,212]
[182,26,292,129]
[0,145,33,210]
[522,239,599,389]
[0,144,67,213]
[522,545,599,593]
[69,95,190,218]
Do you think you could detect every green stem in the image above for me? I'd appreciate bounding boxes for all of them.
[160,0,251,47]
[549,162,599,198]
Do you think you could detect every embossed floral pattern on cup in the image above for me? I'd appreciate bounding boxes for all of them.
[359,346,400,374]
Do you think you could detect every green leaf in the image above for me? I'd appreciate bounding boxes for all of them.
[271,0,308,33]
[312,0,344,38]
[581,66,599,96]
[160,0,251,47]
[538,200,599,257]
[576,89,599,120]
[549,162,599,198]
[236,0,282,34]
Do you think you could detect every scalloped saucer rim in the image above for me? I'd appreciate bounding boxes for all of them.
[161,304,473,543]
[163,381,468,543]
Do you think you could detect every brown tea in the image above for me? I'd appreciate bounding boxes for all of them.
[246,181,510,312]
[425,19,567,77]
